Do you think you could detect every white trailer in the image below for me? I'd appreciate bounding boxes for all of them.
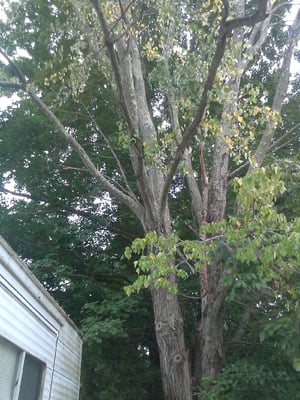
[0,235,82,400]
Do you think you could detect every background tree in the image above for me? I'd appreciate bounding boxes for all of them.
[0,1,300,399]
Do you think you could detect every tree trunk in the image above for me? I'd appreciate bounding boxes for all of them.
[191,253,228,387]
[194,2,245,383]
[152,284,193,400]
[200,263,227,378]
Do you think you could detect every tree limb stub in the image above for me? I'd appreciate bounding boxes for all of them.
[224,0,268,31]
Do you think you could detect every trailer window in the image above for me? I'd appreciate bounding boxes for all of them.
[18,354,43,400]
[0,337,19,399]
[0,336,44,400]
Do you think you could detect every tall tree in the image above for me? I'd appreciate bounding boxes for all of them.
[0,1,300,399]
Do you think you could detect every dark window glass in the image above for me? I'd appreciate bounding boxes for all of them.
[18,354,43,400]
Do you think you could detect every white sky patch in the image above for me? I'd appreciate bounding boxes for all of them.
[0,93,19,111]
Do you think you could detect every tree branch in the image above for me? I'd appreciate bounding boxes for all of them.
[251,9,300,170]
[160,20,228,218]
[0,48,28,86]
[0,185,138,240]
[80,101,138,200]
[27,87,145,219]
[91,0,160,228]
[90,0,135,132]
[0,81,24,90]
[0,186,48,203]
[224,0,268,31]
[241,4,273,71]
[161,0,203,229]
[229,121,300,180]
[0,48,145,220]
[160,1,269,217]
[268,122,300,154]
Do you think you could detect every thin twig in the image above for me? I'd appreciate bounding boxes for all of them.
[80,101,137,199]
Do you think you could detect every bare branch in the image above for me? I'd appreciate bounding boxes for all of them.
[224,0,268,31]
[161,0,203,229]
[268,122,300,154]
[176,250,197,275]
[242,4,273,70]
[0,48,28,86]
[0,186,47,202]
[0,186,138,241]
[0,49,145,218]
[160,20,228,217]
[80,101,138,199]
[0,81,24,90]
[228,161,249,180]
[90,0,135,132]
[62,166,88,172]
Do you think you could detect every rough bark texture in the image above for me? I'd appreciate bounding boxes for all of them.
[200,278,226,377]
[195,2,244,383]
[152,284,193,400]
[92,3,193,397]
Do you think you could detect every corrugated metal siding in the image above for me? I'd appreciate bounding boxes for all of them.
[40,367,52,400]
[49,372,81,400]
[0,278,57,399]
[0,282,58,365]
[57,322,82,359]
[0,265,61,333]
[0,236,82,400]
[54,340,81,383]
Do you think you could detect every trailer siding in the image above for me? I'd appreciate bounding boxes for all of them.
[0,236,82,400]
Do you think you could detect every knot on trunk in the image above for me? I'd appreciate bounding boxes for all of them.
[173,353,182,364]
[156,321,163,331]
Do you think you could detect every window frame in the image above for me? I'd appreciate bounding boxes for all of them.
[0,336,45,400]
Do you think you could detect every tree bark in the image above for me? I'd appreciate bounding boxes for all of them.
[195,0,246,385]
[152,284,193,400]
